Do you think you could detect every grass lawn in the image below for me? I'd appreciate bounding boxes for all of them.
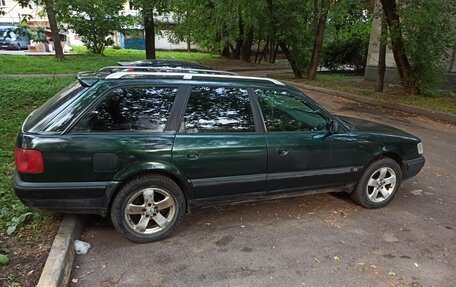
[270,72,456,115]
[0,48,219,74]
[0,77,75,257]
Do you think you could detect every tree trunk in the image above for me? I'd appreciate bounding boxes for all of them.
[232,12,244,60]
[307,0,330,80]
[375,17,387,92]
[254,40,261,63]
[380,0,416,95]
[221,45,230,58]
[279,41,302,78]
[449,47,455,72]
[272,43,279,63]
[258,38,269,64]
[43,0,64,60]
[241,27,254,62]
[144,8,156,59]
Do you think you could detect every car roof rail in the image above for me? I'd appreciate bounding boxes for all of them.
[105,71,286,86]
[98,66,238,76]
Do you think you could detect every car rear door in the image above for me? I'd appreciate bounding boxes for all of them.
[39,85,181,183]
[254,88,358,192]
[172,85,267,199]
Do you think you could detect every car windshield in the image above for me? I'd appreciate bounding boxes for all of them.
[23,81,85,131]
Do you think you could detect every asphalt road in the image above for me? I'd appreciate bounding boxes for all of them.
[71,73,456,287]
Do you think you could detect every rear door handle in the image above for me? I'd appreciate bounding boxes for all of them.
[186,152,200,160]
[276,148,289,156]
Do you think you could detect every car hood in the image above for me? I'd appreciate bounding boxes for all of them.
[337,115,417,139]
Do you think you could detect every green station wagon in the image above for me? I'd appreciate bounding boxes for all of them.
[13,67,425,243]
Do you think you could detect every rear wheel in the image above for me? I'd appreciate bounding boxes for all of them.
[351,158,402,208]
[111,174,185,243]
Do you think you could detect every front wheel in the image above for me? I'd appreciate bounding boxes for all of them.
[111,174,185,243]
[351,158,402,208]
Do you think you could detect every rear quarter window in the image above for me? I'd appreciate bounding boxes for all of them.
[23,81,85,132]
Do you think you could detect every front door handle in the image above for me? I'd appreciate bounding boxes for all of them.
[276,148,289,156]
[186,152,200,160]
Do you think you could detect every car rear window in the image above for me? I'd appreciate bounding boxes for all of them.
[23,81,85,131]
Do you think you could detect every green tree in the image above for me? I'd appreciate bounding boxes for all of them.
[398,0,456,95]
[381,0,455,95]
[322,0,372,72]
[129,0,170,59]
[55,0,130,54]
[171,0,260,61]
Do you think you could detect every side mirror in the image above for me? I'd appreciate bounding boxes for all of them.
[329,121,339,134]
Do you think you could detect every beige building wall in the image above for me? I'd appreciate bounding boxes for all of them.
[0,0,42,25]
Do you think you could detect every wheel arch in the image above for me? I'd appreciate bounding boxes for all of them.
[108,162,195,214]
[369,148,404,173]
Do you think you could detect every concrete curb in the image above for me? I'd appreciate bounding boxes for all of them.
[37,215,84,287]
[281,80,456,125]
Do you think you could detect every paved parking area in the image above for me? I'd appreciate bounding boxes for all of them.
[70,75,456,287]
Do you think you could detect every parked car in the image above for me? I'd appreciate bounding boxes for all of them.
[100,64,236,76]
[13,69,425,243]
[118,59,214,70]
[1,28,30,50]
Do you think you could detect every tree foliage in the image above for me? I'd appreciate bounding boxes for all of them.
[171,0,371,78]
[322,0,372,71]
[55,0,130,54]
[397,0,456,95]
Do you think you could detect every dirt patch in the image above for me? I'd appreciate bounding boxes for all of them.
[0,218,60,286]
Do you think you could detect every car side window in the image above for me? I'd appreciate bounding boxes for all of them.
[183,86,255,133]
[74,86,177,132]
[255,89,328,132]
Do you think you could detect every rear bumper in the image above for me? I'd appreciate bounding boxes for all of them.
[403,155,425,180]
[13,173,120,216]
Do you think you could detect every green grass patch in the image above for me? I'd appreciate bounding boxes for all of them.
[0,77,75,234]
[271,72,456,115]
[0,49,219,74]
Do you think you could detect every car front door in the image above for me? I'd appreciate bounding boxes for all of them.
[254,88,358,192]
[172,85,267,199]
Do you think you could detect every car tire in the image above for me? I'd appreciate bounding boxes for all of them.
[351,157,402,208]
[111,174,185,243]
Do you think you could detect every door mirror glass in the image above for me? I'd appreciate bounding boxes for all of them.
[329,121,339,134]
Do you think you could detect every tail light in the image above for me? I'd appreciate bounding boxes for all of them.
[14,147,44,173]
